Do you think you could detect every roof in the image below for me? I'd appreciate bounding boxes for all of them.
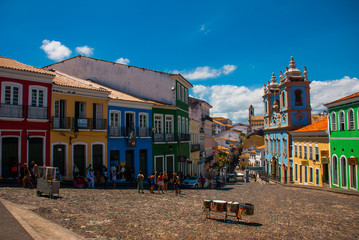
[291,118,328,133]
[324,92,359,106]
[0,56,55,76]
[53,71,110,93]
[311,114,327,123]
[45,55,193,88]
[249,116,264,121]
[257,145,265,149]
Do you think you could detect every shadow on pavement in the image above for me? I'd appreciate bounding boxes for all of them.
[209,218,263,227]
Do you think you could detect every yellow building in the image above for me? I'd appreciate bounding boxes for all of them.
[190,119,202,176]
[290,118,329,187]
[51,72,110,180]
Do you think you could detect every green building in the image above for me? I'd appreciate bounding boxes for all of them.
[324,92,359,191]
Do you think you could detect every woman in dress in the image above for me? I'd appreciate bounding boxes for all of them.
[157,172,164,194]
[137,170,145,194]
[22,163,34,188]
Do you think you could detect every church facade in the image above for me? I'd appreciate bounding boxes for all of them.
[263,57,312,183]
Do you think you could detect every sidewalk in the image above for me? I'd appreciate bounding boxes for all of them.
[0,198,85,240]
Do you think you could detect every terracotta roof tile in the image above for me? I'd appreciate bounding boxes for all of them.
[291,118,328,133]
[325,92,359,105]
[249,116,264,121]
[53,72,109,92]
[0,56,55,76]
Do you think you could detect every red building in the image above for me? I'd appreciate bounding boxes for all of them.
[0,57,55,179]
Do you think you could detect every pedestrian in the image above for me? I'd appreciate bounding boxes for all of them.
[102,165,108,188]
[171,173,181,196]
[22,163,34,188]
[163,171,169,192]
[111,165,117,188]
[30,161,39,186]
[120,166,126,180]
[73,165,80,178]
[137,170,145,194]
[149,171,157,194]
[200,175,206,188]
[87,168,95,188]
[216,173,221,189]
[157,172,164,194]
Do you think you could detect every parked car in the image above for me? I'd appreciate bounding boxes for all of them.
[182,176,209,188]
[235,172,245,182]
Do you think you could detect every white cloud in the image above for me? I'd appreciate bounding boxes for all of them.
[75,46,94,56]
[200,24,210,34]
[115,57,130,65]
[191,76,359,124]
[175,65,237,80]
[40,39,72,61]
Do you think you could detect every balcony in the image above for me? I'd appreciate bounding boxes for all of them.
[74,118,107,130]
[152,133,190,143]
[178,134,190,141]
[28,106,47,119]
[0,104,23,118]
[138,127,150,137]
[109,126,121,137]
[191,144,200,152]
[51,117,72,129]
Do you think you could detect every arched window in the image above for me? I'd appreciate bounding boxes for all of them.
[294,89,303,106]
[331,112,337,131]
[332,155,338,185]
[348,109,355,130]
[341,157,347,187]
[339,111,345,131]
[281,91,286,108]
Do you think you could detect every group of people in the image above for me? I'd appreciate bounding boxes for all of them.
[19,161,39,188]
[137,171,181,196]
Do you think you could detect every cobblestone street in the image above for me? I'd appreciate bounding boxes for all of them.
[1,182,358,239]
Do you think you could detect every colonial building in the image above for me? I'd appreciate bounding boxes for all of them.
[248,105,264,133]
[0,57,55,179]
[263,57,312,183]
[290,118,329,187]
[189,119,202,176]
[50,71,110,179]
[324,92,359,191]
[45,56,192,176]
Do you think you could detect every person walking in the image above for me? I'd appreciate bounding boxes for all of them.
[87,168,95,188]
[137,171,145,194]
[171,173,181,196]
[111,166,117,188]
[163,171,169,192]
[102,165,108,188]
[149,171,157,194]
[30,161,39,186]
[22,163,34,188]
[157,172,164,194]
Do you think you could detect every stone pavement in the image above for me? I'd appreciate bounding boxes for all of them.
[0,198,85,240]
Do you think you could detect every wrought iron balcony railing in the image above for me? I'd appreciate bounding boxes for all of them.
[0,104,23,118]
[28,106,47,119]
[51,117,72,129]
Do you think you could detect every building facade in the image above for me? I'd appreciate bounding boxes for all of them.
[290,118,329,187]
[324,92,359,191]
[248,105,264,133]
[263,57,312,183]
[0,57,55,179]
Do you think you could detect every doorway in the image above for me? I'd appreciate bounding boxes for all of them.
[53,144,66,176]
[28,138,43,166]
[322,164,329,184]
[92,144,103,174]
[74,144,86,177]
[1,137,18,178]
[139,150,147,178]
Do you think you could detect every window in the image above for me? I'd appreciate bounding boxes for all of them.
[178,116,181,134]
[304,166,308,183]
[109,111,121,136]
[350,164,357,189]
[341,156,347,187]
[339,111,345,131]
[75,101,86,118]
[348,109,355,130]
[294,89,303,106]
[186,118,189,134]
[277,139,280,156]
[181,86,184,101]
[299,144,302,158]
[332,155,338,185]
[139,113,148,137]
[184,88,188,103]
[294,143,298,157]
[300,165,302,183]
[282,138,287,156]
[316,168,320,185]
[3,84,20,105]
[309,167,313,183]
[265,100,268,115]
[177,83,180,101]
[30,88,45,107]
[54,99,66,128]
[182,117,185,134]
[281,91,286,108]
[315,143,319,161]
[331,112,337,131]
[304,145,307,159]
[154,114,163,134]
[309,144,313,160]
[295,163,298,182]
[165,115,174,134]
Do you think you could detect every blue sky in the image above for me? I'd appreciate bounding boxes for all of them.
[1,0,359,123]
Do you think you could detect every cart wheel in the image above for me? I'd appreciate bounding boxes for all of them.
[36,191,42,197]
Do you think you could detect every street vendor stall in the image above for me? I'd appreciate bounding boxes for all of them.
[36,166,60,198]
[203,199,254,221]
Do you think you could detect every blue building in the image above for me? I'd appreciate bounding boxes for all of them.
[263,57,312,183]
